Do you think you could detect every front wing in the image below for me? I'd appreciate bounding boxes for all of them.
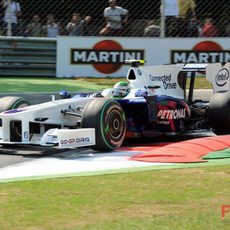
[0,127,96,148]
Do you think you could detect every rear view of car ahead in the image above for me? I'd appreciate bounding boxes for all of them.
[0,60,229,151]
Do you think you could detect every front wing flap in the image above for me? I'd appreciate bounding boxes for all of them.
[0,128,96,148]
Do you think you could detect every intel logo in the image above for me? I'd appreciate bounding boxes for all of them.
[215,68,229,87]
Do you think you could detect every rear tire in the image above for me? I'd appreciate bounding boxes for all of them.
[208,91,230,135]
[81,99,126,151]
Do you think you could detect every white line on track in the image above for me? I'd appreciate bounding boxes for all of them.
[0,150,170,181]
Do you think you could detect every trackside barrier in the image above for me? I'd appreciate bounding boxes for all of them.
[0,37,56,77]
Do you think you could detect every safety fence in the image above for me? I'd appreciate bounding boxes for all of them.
[1,0,230,38]
[0,37,56,77]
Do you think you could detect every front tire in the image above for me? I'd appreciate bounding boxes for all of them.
[0,97,31,141]
[0,96,30,112]
[81,99,126,151]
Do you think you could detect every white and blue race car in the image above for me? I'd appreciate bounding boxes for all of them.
[0,60,229,151]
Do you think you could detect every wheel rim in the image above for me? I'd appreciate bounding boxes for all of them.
[10,121,22,141]
[107,109,125,141]
[17,103,29,108]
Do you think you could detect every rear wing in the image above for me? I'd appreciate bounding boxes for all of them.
[181,63,208,72]
[126,60,230,95]
[182,63,230,93]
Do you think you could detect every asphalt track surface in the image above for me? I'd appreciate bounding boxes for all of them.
[0,89,213,105]
[0,131,215,169]
[0,92,66,105]
[0,90,214,169]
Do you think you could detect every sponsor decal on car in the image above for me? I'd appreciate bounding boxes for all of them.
[3,105,38,114]
[24,131,29,141]
[157,108,186,120]
[57,129,95,148]
[215,68,229,87]
[149,73,177,89]
[4,108,25,114]
[60,137,91,145]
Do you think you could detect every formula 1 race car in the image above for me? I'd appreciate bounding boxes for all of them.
[0,60,229,151]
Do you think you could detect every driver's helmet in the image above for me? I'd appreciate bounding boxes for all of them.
[112,81,130,98]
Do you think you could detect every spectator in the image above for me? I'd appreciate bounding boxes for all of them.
[143,20,160,37]
[100,0,128,36]
[202,16,219,37]
[222,16,230,37]
[66,12,92,36]
[43,14,60,38]
[225,24,230,37]
[178,0,196,20]
[0,1,3,34]
[178,0,196,37]
[163,0,179,37]
[24,14,42,37]
[187,17,201,37]
[2,0,21,36]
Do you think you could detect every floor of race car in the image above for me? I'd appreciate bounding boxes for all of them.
[0,131,230,182]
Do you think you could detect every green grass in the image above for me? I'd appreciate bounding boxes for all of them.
[0,76,219,229]
[0,76,212,93]
[0,165,229,230]
[0,77,125,93]
[186,76,212,90]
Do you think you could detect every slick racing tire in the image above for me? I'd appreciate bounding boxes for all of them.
[0,97,31,141]
[208,91,230,135]
[81,99,126,151]
[0,96,30,112]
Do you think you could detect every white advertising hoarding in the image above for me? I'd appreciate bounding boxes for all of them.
[57,36,230,78]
